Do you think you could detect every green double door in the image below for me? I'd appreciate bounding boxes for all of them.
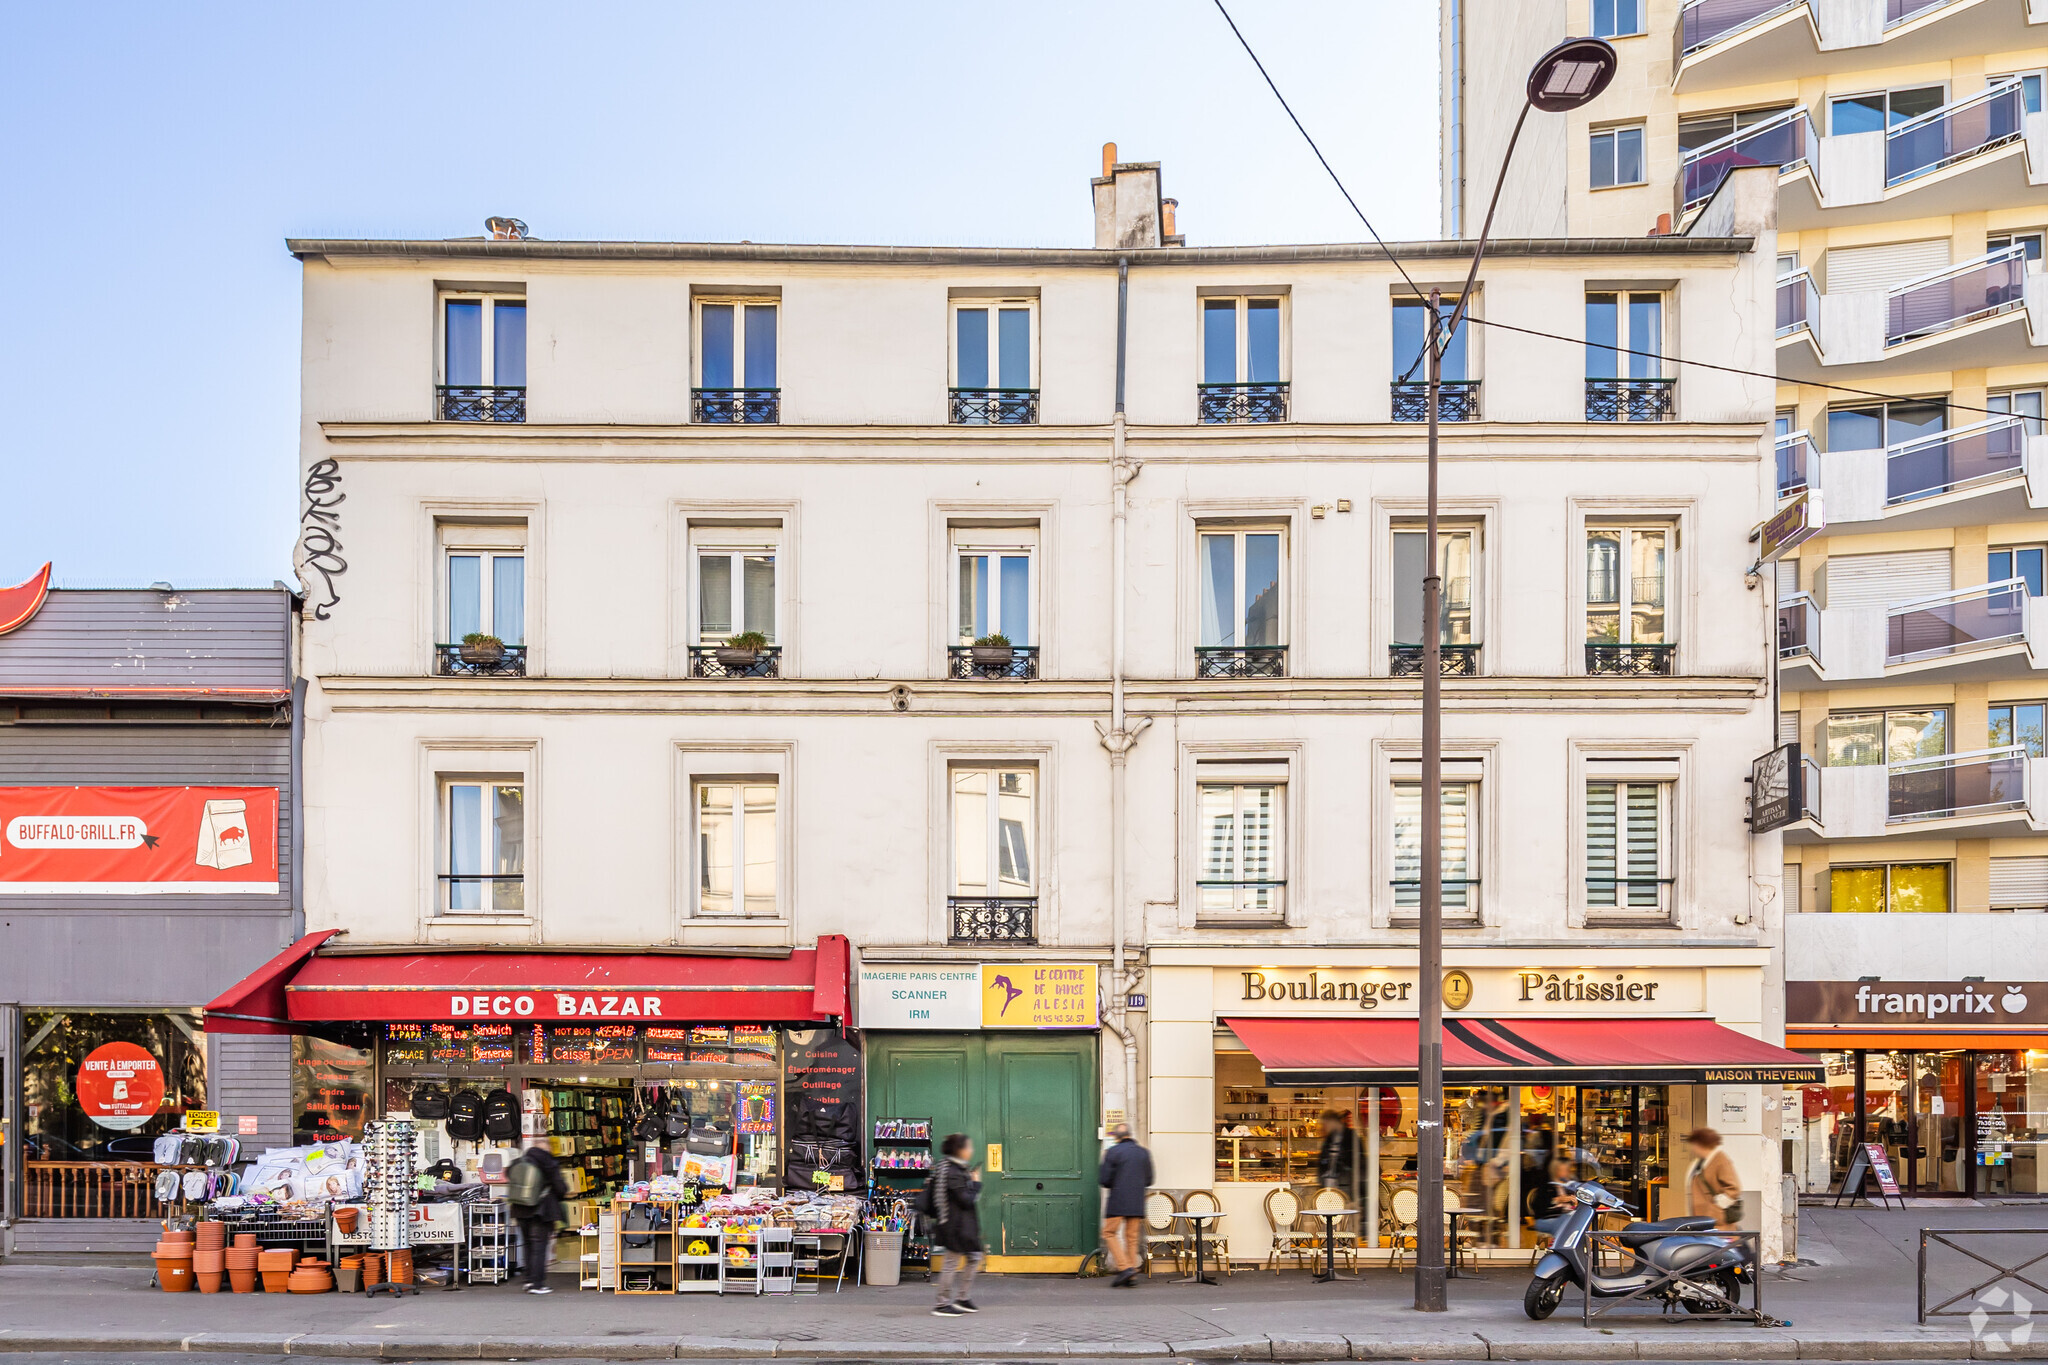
[868,1032,1098,1259]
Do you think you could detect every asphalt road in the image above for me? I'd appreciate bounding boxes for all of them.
[0,1358,1983,1365]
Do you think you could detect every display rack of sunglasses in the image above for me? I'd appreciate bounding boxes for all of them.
[868,1118,934,1276]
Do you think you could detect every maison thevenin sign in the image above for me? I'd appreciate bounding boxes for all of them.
[1215,965,1705,1017]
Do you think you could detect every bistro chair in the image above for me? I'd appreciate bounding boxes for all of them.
[1181,1188,1233,1275]
[1311,1186,1362,1272]
[1385,1187,1420,1270]
[1262,1186,1317,1273]
[1142,1189,1186,1275]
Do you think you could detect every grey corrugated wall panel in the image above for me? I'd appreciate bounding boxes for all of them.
[0,590,289,692]
[208,1033,294,1150]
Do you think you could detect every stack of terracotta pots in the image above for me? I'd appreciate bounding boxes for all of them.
[360,1251,383,1288]
[190,1221,227,1293]
[385,1248,414,1287]
[226,1233,260,1293]
[257,1247,297,1294]
[152,1229,195,1292]
[288,1259,334,1294]
[335,1254,363,1293]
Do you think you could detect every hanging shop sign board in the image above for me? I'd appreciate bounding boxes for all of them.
[857,966,983,1029]
[0,786,280,893]
[76,1041,167,1131]
[332,1202,461,1245]
[1749,743,1803,834]
[981,963,1097,1028]
[1758,489,1823,564]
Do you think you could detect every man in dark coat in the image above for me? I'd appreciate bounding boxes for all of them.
[1097,1123,1152,1287]
[514,1144,569,1294]
[929,1133,984,1316]
[1316,1111,1360,1204]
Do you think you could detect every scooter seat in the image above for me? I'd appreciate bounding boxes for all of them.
[1615,1216,1716,1248]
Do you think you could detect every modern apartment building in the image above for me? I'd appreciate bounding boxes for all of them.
[1444,0,2048,1199]
[239,154,1803,1264]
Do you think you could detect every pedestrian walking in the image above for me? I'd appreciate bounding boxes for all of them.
[928,1133,985,1317]
[1315,1110,1360,1205]
[1684,1127,1743,1231]
[506,1143,569,1294]
[1097,1122,1152,1287]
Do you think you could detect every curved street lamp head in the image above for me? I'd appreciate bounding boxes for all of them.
[1525,36,1619,113]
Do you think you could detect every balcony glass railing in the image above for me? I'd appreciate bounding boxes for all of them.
[1777,429,1816,497]
[1778,592,1819,661]
[1886,577,2029,664]
[1799,754,1824,825]
[1889,745,2028,823]
[1886,82,2026,186]
[1680,0,1801,53]
[1682,108,1816,209]
[1888,246,2030,346]
[1886,0,1950,21]
[1885,416,2028,506]
[1776,271,1819,339]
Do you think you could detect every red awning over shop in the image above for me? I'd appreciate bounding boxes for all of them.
[1224,1015,1824,1085]
[204,933,851,1031]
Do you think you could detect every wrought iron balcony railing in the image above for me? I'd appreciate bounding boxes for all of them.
[1778,593,1820,662]
[1389,644,1481,676]
[1777,430,1816,498]
[1585,642,1676,675]
[1585,377,1676,422]
[436,385,526,423]
[1886,82,2026,186]
[688,644,784,678]
[434,643,528,677]
[1887,246,2030,347]
[1776,271,1819,339]
[1195,645,1287,678]
[692,387,781,424]
[949,388,1039,425]
[1886,416,2028,506]
[1682,108,1817,211]
[947,644,1040,680]
[1886,578,2029,664]
[1680,0,1800,54]
[439,873,527,914]
[1198,381,1289,424]
[1390,380,1481,423]
[947,896,1037,944]
[1889,745,2028,824]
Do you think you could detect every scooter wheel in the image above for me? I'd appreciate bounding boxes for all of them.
[1523,1269,1569,1321]
[1682,1268,1742,1313]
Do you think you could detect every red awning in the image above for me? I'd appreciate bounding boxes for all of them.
[1224,1015,1824,1084]
[203,931,339,1034]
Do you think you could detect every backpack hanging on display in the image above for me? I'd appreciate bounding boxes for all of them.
[410,1082,450,1120]
[482,1088,520,1143]
[445,1089,485,1143]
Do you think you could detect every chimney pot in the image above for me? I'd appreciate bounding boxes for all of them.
[1651,212,1671,237]
[1102,142,1117,177]
[1162,198,1178,237]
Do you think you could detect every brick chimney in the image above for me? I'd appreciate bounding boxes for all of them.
[1091,146,1171,249]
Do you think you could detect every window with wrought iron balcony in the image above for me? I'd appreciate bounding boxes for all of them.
[949,298,1038,426]
[435,539,526,676]
[1585,290,1673,422]
[1196,527,1287,677]
[1389,526,1480,675]
[948,767,1037,944]
[949,534,1038,679]
[1584,524,1674,675]
[1390,296,1479,423]
[689,539,781,678]
[693,299,779,424]
[1197,295,1288,423]
[436,294,526,422]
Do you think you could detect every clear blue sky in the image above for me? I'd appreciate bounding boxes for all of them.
[0,2,1439,590]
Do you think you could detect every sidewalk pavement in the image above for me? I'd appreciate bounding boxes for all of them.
[3,1207,2046,1360]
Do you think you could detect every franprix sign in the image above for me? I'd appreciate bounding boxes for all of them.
[1789,980,2048,1028]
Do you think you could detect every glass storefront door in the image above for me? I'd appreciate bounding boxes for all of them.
[1797,1048,2036,1197]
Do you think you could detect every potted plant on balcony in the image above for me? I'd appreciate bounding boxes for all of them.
[458,632,505,667]
[716,631,771,672]
[970,633,1015,667]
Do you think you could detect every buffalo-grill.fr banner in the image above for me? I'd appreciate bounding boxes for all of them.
[0,786,280,893]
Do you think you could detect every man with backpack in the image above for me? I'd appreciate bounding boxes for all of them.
[924,1133,984,1317]
[505,1144,568,1294]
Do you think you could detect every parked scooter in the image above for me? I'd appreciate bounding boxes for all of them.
[1523,1180,1750,1320]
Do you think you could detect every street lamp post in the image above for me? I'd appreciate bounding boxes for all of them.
[1412,36,1617,1314]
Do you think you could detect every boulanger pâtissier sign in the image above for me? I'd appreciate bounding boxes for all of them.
[1216,965,1705,1016]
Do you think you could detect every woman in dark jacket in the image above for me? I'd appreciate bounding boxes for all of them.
[929,1133,984,1316]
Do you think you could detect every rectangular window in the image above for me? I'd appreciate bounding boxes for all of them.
[1198,781,1283,918]
[1990,545,2046,598]
[445,548,524,647]
[1390,297,1469,384]
[1585,780,1669,914]
[1991,72,2044,116]
[695,300,778,423]
[1829,85,1945,136]
[1822,708,1949,766]
[694,544,776,644]
[1831,863,1950,913]
[1824,399,1945,452]
[1198,528,1285,648]
[696,780,778,917]
[951,768,1035,898]
[1989,388,2046,439]
[1202,298,1283,384]
[1990,703,2048,758]
[1585,524,1670,646]
[952,301,1035,390]
[1392,527,1479,647]
[1586,292,1663,380]
[1591,0,1642,38]
[441,296,526,388]
[954,536,1034,646]
[1589,125,1645,189]
[1678,106,1797,155]
[443,780,524,914]
[1393,781,1476,914]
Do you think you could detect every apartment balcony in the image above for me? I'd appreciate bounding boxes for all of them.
[946,644,1040,680]
[1793,417,2046,531]
[1197,382,1289,424]
[687,644,783,679]
[1195,645,1287,678]
[1779,579,2046,689]
[1390,380,1481,423]
[1786,747,2047,842]
[947,896,1037,944]
[1788,908,2048,980]
[1389,643,1482,676]
[435,385,525,423]
[1779,248,2047,383]
[692,387,780,424]
[1585,377,1676,422]
[949,388,1039,425]
[1676,0,2048,93]
[433,643,528,678]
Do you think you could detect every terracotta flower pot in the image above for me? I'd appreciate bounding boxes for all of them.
[193,1267,223,1294]
[192,1250,224,1273]
[261,1272,290,1294]
[233,1232,259,1249]
[360,1253,382,1287]
[196,1221,226,1245]
[155,1258,194,1292]
[387,1249,414,1285]
[333,1207,359,1234]
[229,1266,258,1293]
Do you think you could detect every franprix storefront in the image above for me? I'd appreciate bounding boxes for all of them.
[1147,947,1811,1263]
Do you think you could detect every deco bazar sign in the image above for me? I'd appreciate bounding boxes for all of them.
[1214,965,1705,1016]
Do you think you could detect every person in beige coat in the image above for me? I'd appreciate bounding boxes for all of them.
[1684,1127,1742,1230]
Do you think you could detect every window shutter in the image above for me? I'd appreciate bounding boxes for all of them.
[1824,239,1951,294]
[1625,784,1662,908]
[1990,856,2048,910]
[1775,560,1800,597]
[1442,784,1472,910]
[1779,711,1801,746]
[1586,783,1618,906]
[1783,865,1802,915]
[1821,550,1952,611]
